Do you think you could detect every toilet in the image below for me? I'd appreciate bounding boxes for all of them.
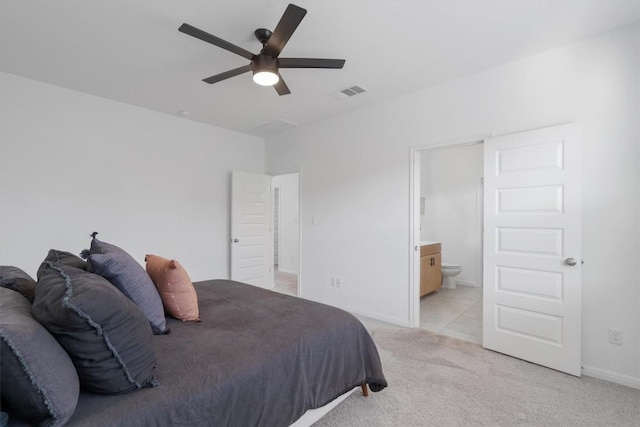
[441,263,462,289]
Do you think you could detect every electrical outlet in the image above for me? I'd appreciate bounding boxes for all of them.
[330,277,341,288]
[609,328,623,345]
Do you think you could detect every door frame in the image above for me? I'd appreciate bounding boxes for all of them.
[409,135,490,327]
[269,169,302,296]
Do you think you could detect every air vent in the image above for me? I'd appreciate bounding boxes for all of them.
[256,119,299,133]
[333,85,367,100]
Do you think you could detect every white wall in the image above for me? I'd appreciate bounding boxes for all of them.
[272,173,299,274]
[266,25,639,383]
[421,144,483,286]
[0,72,265,281]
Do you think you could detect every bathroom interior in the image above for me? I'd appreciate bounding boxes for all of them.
[419,143,484,344]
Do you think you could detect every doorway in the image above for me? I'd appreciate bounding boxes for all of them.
[416,142,484,343]
[272,172,300,296]
[410,123,583,376]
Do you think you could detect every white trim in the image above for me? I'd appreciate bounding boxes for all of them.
[455,279,479,287]
[582,365,640,389]
[296,168,302,298]
[411,132,492,153]
[408,147,420,328]
[476,176,484,288]
[276,267,298,275]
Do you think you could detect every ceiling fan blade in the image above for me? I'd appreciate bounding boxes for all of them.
[179,23,255,60]
[274,75,291,96]
[263,4,307,58]
[202,65,252,84]
[279,58,345,69]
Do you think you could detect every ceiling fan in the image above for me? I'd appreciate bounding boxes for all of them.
[179,3,345,95]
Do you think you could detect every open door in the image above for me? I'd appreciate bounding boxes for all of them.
[230,171,272,288]
[483,123,582,376]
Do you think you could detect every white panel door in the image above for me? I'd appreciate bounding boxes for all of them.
[483,123,582,376]
[231,171,273,288]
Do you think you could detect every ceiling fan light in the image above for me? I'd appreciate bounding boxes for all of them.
[252,55,279,86]
[253,70,279,86]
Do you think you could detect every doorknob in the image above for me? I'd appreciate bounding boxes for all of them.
[232,238,239,243]
[564,258,577,266]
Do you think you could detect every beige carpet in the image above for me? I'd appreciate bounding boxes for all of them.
[314,317,640,426]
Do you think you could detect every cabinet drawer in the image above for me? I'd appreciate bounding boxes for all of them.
[420,243,441,256]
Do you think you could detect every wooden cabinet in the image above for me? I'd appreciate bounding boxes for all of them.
[420,243,442,296]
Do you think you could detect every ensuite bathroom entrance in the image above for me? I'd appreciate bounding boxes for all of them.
[410,123,584,376]
[417,142,484,344]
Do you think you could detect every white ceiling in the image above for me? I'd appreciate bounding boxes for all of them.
[1,0,638,137]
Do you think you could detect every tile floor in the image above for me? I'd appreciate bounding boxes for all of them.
[273,270,298,296]
[420,284,483,344]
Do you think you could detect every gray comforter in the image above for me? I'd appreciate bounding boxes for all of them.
[66,279,387,426]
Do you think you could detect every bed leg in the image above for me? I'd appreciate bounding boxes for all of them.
[361,384,369,397]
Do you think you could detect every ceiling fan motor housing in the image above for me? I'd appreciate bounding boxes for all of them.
[252,54,278,74]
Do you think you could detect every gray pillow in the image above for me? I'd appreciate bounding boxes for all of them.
[32,260,159,395]
[0,266,36,302]
[82,234,168,335]
[36,249,87,279]
[0,287,79,426]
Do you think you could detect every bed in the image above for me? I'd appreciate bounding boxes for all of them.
[46,279,386,426]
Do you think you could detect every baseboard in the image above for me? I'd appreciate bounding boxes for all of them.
[276,267,298,275]
[301,294,411,328]
[582,364,640,389]
[456,279,479,287]
[347,306,411,327]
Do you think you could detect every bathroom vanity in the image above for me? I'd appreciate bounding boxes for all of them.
[420,242,442,296]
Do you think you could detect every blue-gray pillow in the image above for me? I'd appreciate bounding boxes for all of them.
[82,234,168,335]
[32,260,159,395]
[0,287,79,426]
[0,266,36,303]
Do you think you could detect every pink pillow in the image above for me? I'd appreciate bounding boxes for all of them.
[145,255,200,322]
